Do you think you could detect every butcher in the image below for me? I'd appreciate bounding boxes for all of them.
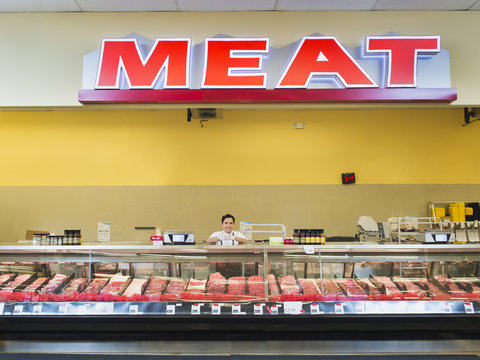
[207,214,247,245]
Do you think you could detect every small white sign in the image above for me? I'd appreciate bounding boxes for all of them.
[254,303,263,315]
[232,304,241,314]
[284,301,303,315]
[304,245,315,254]
[32,305,42,315]
[443,302,453,313]
[310,303,320,314]
[97,222,111,242]
[465,302,475,314]
[191,303,201,315]
[334,303,344,314]
[212,303,222,315]
[13,305,23,315]
[166,304,176,315]
[95,302,114,314]
[129,305,139,314]
[270,305,279,315]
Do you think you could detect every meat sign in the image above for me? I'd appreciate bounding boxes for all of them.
[79,34,456,103]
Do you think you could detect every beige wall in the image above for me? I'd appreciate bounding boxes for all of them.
[0,11,479,108]
[2,184,480,244]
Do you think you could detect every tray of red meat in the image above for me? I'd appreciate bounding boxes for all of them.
[207,272,226,294]
[335,278,368,299]
[144,277,168,296]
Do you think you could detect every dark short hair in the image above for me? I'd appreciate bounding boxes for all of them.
[221,214,235,223]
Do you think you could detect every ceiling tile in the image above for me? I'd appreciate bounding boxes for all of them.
[276,0,377,11]
[76,0,178,12]
[374,0,477,10]
[0,0,80,12]
[177,0,276,11]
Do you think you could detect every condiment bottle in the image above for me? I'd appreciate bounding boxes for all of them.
[320,229,326,245]
[293,229,300,244]
[300,229,306,244]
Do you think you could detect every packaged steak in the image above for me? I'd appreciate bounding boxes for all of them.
[372,276,403,295]
[123,278,148,297]
[39,274,69,294]
[61,278,88,295]
[100,275,130,296]
[144,277,168,296]
[336,278,367,297]
[83,278,109,294]
[268,274,281,296]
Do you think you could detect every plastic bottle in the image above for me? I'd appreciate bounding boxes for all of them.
[320,229,326,245]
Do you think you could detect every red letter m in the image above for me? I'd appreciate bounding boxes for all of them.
[95,38,191,89]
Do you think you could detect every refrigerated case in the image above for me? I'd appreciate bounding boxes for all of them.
[0,244,480,341]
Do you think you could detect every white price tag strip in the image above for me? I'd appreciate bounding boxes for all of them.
[166,304,176,315]
[334,303,344,314]
[0,303,5,315]
[270,304,279,315]
[77,305,88,314]
[32,305,42,315]
[310,303,320,314]
[58,304,68,314]
[13,305,23,315]
[465,302,475,314]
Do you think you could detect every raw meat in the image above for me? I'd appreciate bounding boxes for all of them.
[187,279,207,294]
[298,278,321,295]
[227,277,246,295]
[336,278,367,297]
[61,278,88,295]
[434,275,466,294]
[83,278,108,294]
[39,274,68,294]
[316,278,343,296]
[248,275,265,297]
[355,278,382,295]
[279,275,301,295]
[268,274,280,295]
[392,277,427,296]
[373,276,403,295]
[165,278,187,295]
[23,277,49,292]
[144,277,168,295]
[0,273,15,285]
[0,274,32,292]
[207,272,226,294]
[100,275,130,295]
[123,278,148,297]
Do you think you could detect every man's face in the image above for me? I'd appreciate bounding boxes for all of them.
[222,218,234,234]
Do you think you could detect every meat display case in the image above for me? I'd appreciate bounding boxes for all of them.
[0,244,480,340]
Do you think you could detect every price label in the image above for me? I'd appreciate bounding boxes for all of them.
[334,303,344,314]
[32,305,42,315]
[166,305,176,315]
[443,302,453,313]
[270,305,279,315]
[191,304,201,315]
[129,305,139,315]
[355,302,365,313]
[13,305,23,315]
[284,301,303,315]
[58,304,68,314]
[254,304,263,315]
[0,303,5,315]
[465,302,475,314]
[211,303,221,315]
[232,304,241,315]
[95,302,114,314]
[310,303,320,314]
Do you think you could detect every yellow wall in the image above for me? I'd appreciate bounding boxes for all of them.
[0,108,474,186]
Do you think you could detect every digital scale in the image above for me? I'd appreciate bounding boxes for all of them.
[163,231,195,245]
[416,231,455,244]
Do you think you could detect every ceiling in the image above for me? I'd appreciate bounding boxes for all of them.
[1,0,480,12]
